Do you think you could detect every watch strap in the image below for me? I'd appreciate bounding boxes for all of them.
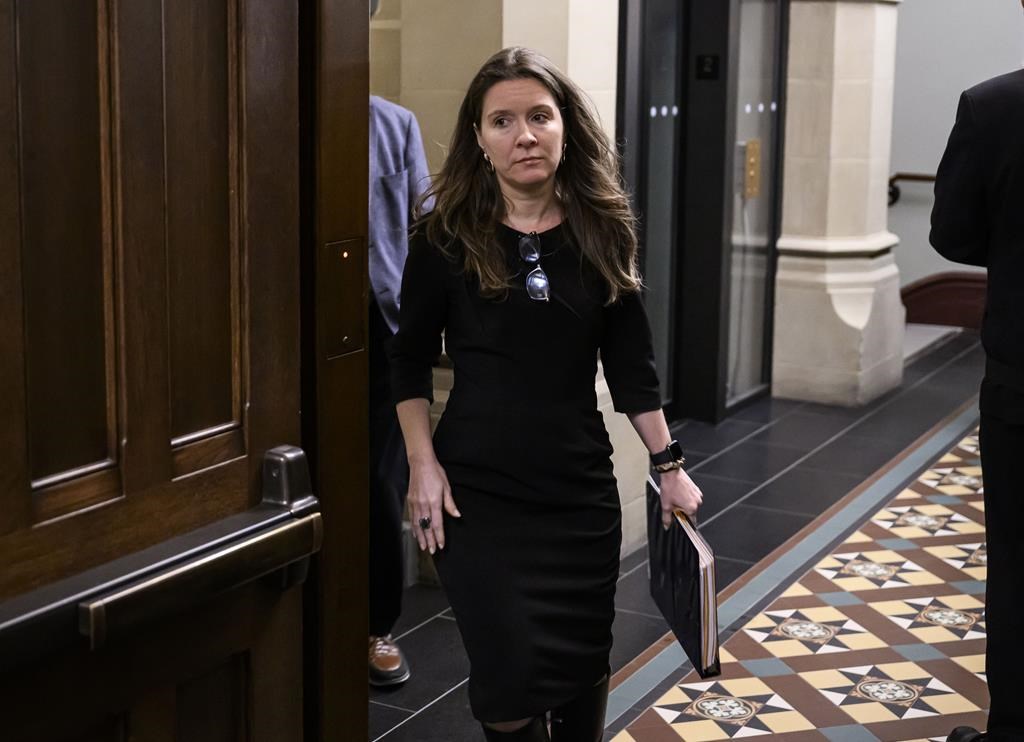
[650,439,685,469]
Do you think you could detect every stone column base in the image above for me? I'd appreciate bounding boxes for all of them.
[772,251,905,406]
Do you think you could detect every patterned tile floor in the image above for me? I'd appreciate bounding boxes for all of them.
[614,431,988,742]
[370,335,985,741]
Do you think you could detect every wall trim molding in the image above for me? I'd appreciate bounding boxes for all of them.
[777,231,899,257]
[790,0,900,4]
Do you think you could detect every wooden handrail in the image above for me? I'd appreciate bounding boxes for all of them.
[889,172,936,206]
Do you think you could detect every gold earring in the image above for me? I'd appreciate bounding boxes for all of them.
[561,143,567,164]
[483,152,494,173]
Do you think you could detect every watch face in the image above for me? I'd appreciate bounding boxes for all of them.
[668,440,684,460]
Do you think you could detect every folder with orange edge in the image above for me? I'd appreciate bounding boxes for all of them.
[646,473,721,678]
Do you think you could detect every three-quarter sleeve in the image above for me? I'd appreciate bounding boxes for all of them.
[600,289,663,414]
[390,234,449,404]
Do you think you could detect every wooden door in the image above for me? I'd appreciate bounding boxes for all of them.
[0,1,327,739]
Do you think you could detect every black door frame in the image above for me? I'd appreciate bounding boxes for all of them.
[617,0,686,413]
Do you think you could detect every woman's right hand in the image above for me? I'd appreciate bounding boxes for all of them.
[657,466,703,528]
[408,456,461,554]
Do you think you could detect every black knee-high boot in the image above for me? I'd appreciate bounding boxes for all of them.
[481,716,550,742]
[550,675,609,742]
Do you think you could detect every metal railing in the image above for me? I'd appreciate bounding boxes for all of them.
[889,172,936,206]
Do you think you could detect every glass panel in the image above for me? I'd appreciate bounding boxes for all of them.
[726,0,780,404]
[641,0,682,402]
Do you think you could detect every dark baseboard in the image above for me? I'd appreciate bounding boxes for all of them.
[901,271,986,330]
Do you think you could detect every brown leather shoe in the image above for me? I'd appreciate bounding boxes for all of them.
[369,635,410,687]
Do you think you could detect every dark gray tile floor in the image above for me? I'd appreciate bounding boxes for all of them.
[368,331,984,741]
[742,466,864,517]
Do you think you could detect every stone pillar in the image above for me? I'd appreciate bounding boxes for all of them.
[773,0,905,406]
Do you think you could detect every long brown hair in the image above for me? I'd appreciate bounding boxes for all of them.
[414,47,641,304]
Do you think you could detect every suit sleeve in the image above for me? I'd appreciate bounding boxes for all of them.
[404,112,433,213]
[929,92,990,267]
[389,235,448,404]
[600,290,663,414]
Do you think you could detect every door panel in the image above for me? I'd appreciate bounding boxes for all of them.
[5,581,302,741]
[0,0,27,541]
[175,658,246,742]
[0,0,308,739]
[19,0,112,486]
[69,718,128,742]
[165,0,238,445]
[0,0,297,596]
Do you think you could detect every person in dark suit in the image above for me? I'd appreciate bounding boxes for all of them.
[367,93,431,687]
[930,23,1024,741]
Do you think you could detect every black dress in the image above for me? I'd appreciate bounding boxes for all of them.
[390,222,661,722]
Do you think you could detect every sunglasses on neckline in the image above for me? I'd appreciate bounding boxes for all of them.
[517,232,551,302]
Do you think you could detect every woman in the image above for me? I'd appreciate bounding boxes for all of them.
[390,47,703,741]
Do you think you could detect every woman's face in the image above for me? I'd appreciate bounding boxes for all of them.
[475,78,565,196]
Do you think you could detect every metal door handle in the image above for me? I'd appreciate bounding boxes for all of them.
[75,445,321,649]
[79,511,321,649]
[1,446,320,663]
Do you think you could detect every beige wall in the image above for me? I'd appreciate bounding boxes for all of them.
[370,0,402,102]
[401,0,503,172]
[566,0,619,145]
[502,0,570,72]
[502,0,619,144]
[370,0,619,172]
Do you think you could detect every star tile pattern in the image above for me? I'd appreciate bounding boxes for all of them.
[924,542,987,581]
[616,430,991,741]
[807,662,979,722]
[814,551,943,591]
[650,679,815,739]
[870,596,986,644]
[743,608,886,657]
[872,505,983,538]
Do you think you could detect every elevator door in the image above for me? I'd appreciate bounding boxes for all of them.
[725,0,785,406]
[619,0,786,421]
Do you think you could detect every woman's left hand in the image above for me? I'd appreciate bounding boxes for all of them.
[657,467,703,528]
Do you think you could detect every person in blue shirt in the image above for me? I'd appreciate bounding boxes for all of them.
[367,91,431,687]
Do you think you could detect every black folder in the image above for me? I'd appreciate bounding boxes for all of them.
[646,473,721,679]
